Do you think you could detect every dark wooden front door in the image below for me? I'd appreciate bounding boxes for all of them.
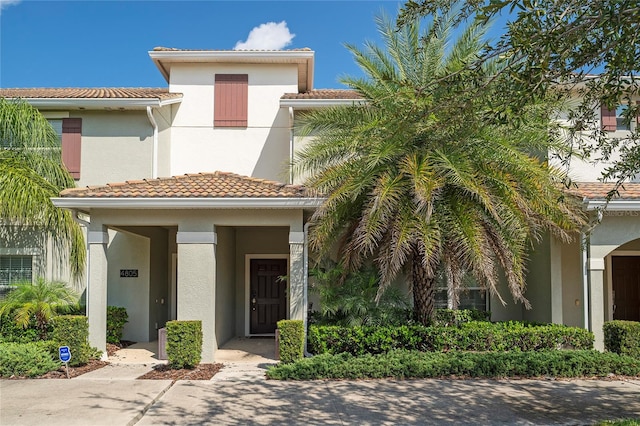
[250,259,287,334]
[612,256,640,321]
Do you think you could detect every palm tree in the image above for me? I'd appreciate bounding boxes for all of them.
[293,12,586,324]
[0,98,85,280]
[0,278,79,339]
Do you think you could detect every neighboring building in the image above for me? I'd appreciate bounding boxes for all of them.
[0,48,638,360]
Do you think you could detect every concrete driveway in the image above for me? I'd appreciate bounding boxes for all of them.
[2,375,639,425]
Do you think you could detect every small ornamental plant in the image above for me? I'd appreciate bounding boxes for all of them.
[277,320,305,364]
[166,320,202,369]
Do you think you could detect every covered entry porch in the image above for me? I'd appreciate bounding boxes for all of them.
[53,172,321,362]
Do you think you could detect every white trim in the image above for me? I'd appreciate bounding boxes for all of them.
[584,200,640,211]
[0,248,41,256]
[288,231,305,244]
[176,231,217,244]
[87,231,109,244]
[22,97,182,110]
[52,197,324,209]
[149,49,314,91]
[41,111,70,119]
[170,253,177,321]
[280,98,366,109]
[588,257,605,270]
[244,254,289,337]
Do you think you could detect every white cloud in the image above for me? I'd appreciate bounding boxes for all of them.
[234,21,295,50]
[0,0,21,13]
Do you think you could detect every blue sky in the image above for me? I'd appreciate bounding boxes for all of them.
[0,0,508,90]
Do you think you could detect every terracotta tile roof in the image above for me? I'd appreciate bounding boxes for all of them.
[60,172,309,198]
[152,47,313,52]
[0,88,181,100]
[281,89,363,100]
[571,182,640,200]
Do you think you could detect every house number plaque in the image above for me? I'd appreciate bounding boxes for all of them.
[120,269,139,278]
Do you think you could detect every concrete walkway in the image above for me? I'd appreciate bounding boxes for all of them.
[2,377,639,425]
[1,339,639,425]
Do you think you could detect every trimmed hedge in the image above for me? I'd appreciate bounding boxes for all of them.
[604,320,640,359]
[0,342,59,378]
[106,306,128,344]
[266,349,640,380]
[0,312,39,343]
[51,315,93,366]
[433,309,491,326]
[277,320,304,364]
[308,321,594,355]
[166,320,202,369]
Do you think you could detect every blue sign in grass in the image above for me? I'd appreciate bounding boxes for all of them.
[59,346,71,363]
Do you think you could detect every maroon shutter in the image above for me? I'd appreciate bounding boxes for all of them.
[214,74,248,127]
[601,104,617,132]
[62,118,82,178]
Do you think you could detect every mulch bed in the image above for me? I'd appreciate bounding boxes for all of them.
[9,341,223,380]
[138,363,223,380]
[32,359,109,379]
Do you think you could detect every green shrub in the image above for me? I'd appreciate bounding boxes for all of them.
[106,306,128,344]
[166,320,202,369]
[51,315,93,366]
[0,341,59,377]
[266,349,640,380]
[277,320,304,364]
[0,311,40,343]
[308,321,594,355]
[604,321,640,359]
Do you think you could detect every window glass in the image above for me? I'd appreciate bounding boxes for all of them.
[0,255,32,298]
[434,270,488,311]
[616,105,630,131]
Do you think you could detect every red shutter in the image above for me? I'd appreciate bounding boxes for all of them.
[62,118,82,179]
[601,104,617,132]
[214,74,248,127]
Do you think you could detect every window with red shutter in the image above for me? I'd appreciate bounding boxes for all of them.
[62,118,82,179]
[214,74,248,127]
[601,104,617,132]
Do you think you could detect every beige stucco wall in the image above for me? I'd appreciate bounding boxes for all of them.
[106,230,150,343]
[215,226,236,346]
[168,63,297,181]
[75,111,154,187]
[0,224,86,291]
[560,238,584,327]
[522,236,552,323]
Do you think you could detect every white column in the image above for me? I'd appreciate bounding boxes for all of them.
[289,231,305,320]
[588,257,606,351]
[87,228,108,359]
[176,229,217,363]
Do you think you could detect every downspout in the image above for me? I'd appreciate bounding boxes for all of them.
[303,221,312,357]
[289,107,294,184]
[72,211,90,319]
[146,106,158,179]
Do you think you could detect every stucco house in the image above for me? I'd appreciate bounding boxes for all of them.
[0,47,638,361]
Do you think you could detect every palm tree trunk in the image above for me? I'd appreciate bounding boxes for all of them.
[411,247,435,325]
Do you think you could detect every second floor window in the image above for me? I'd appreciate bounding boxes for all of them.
[601,103,633,132]
[48,118,82,179]
[214,74,248,127]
